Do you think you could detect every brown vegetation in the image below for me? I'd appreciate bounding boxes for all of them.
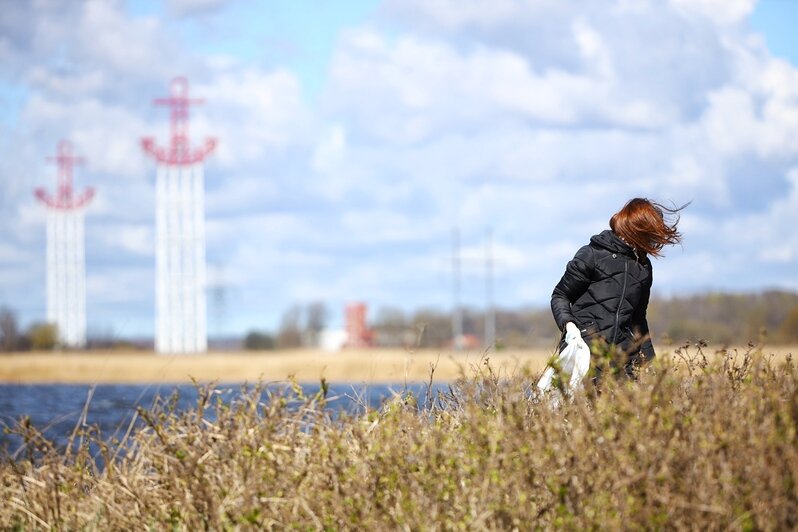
[0,349,552,384]
[2,344,798,529]
[2,291,796,354]
[370,290,798,348]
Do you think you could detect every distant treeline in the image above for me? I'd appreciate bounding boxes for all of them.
[362,290,798,349]
[2,290,797,352]
[647,290,798,346]
[0,311,58,352]
[248,290,798,351]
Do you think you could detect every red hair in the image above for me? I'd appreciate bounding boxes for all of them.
[610,198,686,257]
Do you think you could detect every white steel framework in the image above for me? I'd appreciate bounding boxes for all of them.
[35,140,94,348]
[143,77,216,354]
[46,210,87,347]
[154,163,208,353]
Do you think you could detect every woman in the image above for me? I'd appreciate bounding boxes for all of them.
[550,198,684,380]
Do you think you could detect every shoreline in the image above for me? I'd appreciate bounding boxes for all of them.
[1,344,794,384]
[0,348,554,385]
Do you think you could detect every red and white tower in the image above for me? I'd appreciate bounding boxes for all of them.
[142,77,216,354]
[34,140,95,348]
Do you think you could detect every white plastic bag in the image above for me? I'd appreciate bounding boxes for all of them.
[537,337,591,396]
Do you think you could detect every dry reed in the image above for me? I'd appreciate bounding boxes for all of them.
[1,343,797,529]
[0,349,553,384]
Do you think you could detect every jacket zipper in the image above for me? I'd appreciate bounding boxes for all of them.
[611,260,629,345]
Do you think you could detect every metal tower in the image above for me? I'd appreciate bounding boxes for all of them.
[142,77,216,354]
[34,140,95,348]
[484,228,495,350]
[452,228,463,350]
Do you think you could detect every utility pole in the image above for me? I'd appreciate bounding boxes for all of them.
[142,77,216,354]
[485,227,495,350]
[209,263,229,342]
[34,140,95,348]
[452,227,463,350]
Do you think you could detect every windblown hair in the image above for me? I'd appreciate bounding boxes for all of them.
[610,198,687,257]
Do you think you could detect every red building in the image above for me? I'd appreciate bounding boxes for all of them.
[345,302,373,348]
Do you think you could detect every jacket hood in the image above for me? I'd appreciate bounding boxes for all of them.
[590,229,636,256]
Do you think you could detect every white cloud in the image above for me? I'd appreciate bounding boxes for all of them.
[2,0,798,336]
[387,0,756,31]
[166,0,237,17]
[571,17,613,79]
[196,68,314,167]
[745,168,798,264]
[700,59,798,159]
[87,267,153,305]
[668,0,755,26]
[325,27,673,145]
[20,94,153,180]
[205,175,279,215]
[381,0,547,32]
[0,242,33,265]
[95,223,154,257]
[312,124,347,173]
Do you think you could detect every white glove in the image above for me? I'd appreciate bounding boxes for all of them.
[564,322,581,345]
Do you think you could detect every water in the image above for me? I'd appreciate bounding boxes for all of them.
[0,382,443,455]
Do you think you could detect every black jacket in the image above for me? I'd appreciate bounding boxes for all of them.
[551,229,655,362]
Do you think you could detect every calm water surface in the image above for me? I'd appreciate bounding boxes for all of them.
[0,382,443,453]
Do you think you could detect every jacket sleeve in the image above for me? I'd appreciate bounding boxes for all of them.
[632,262,655,361]
[551,245,594,331]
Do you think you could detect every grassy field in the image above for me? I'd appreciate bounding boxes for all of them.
[0,348,554,384]
[0,344,796,383]
[2,343,798,529]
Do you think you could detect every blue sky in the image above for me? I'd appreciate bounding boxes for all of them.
[1,0,798,339]
[129,0,381,96]
[750,0,798,64]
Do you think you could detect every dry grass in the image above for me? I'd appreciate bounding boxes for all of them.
[1,343,798,529]
[0,345,795,384]
[0,348,554,384]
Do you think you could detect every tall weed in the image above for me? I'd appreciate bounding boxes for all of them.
[1,345,796,529]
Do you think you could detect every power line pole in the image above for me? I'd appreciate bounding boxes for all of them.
[142,77,216,354]
[34,140,95,348]
[485,227,495,350]
[452,227,463,351]
[209,263,229,341]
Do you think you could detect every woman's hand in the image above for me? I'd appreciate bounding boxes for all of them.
[564,322,581,344]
